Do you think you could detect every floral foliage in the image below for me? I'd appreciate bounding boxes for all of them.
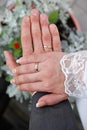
[0,0,87,102]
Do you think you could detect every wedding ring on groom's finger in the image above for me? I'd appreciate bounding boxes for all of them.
[43,45,52,50]
[34,62,39,72]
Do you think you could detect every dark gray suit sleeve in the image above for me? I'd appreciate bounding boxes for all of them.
[29,92,79,130]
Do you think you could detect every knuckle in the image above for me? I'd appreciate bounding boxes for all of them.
[15,67,19,74]
[33,30,40,38]
[27,65,31,72]
[16,66,22,75]
[33,27,41,38]
[15,75,23,84]
[22,65,28,73]
[43,33,51,42]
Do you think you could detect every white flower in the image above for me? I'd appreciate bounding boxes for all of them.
[3,9,13,23]
[19,9,27,17]
[9,19,17,28]
[6,0,16,7]
[6,84,30,103]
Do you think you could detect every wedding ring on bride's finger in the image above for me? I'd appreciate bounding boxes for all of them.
[43,45,52,50]
[34,63,39,72]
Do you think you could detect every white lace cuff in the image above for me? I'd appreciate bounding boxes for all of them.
[60,51,87,98]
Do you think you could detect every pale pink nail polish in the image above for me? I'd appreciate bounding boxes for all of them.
[10,79,15,84]
[31,9,39,16]
[36,102,40,108]
[40,14,47,21]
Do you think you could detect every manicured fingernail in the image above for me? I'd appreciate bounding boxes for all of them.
[40,14,47,21]
[4,51,8,58]
[12,69,16,74]
[36,101,45,108]
[23,16,29,21]
[36,102,40,108]
[10,79,15,84]
[4,51,6,55]
[31,9,39,16]
[50,24,57,31]
[16,59,20,63]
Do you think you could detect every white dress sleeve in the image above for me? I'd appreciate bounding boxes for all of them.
[60,50,87,98]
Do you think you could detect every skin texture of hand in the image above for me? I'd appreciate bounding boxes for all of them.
[4,9,68,107]
[4,9,61,67]
[12,52,68,107]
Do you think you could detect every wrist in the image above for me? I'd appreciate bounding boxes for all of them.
[60,51,87,98]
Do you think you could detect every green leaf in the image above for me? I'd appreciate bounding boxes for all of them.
[14,48,22,58]
[5,75,12,82]
[48,10,59,24]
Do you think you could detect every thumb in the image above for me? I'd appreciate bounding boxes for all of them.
[4,51,18,70]
[36,93,68,108]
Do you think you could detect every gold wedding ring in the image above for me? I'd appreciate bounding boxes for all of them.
[34,63,39,72]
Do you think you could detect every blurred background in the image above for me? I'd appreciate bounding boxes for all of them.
[72,0,87,32]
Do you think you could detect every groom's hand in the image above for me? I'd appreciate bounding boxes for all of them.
[4,9,66,107]
[4,9,61,82]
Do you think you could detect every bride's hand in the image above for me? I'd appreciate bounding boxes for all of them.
[12,52,68,107]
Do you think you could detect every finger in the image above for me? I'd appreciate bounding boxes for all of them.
[11,72,42,85]
[36,93,68,107]
[16,53,47,64]
[4,51,18,70]
[12,62,41,75]
[30,9,43,53]
[17,82,47,92]
[40,14,52,52]
[50,24,61,52]
[21,16,33,56]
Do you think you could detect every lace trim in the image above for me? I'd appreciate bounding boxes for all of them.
[60,51,87,98]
